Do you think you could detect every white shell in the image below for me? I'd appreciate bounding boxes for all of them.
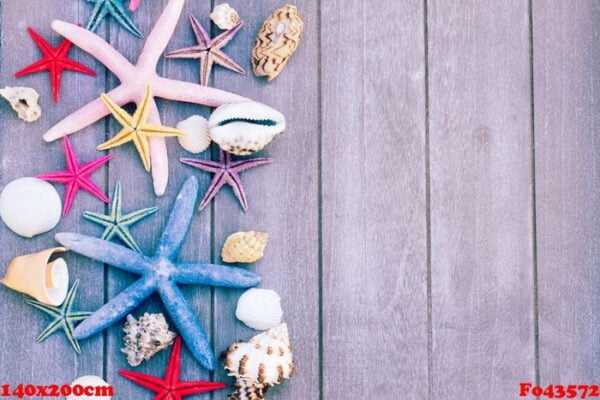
[0,177,61,238]
[236,288,283,330]
[209,101,286,156]
[0,86,41,122]
[66,375,112,400]
[121,313,177,366]
[210,3,240,30]
[176,115,212,154]
[224,323,294,387]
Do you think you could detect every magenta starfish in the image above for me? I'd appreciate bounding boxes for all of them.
[180,149,272,212]
[166,16,245,86]
[37,137,111,217]
[120,337,227,399]
[15,27,96,103]
[43,0,249,196]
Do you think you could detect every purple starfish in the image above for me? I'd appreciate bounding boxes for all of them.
[180,149,272,212]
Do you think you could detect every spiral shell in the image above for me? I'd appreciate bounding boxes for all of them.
[210,3,240,30]
[252,5,304,81]
[222,231,268,263]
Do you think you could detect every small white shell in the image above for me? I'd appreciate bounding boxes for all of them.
[236,288,283,331]
[0,86,41,122]
[209,101,286,156]
[0,177,61,238]
[210,3,240,30]
[176,115,211,154]
[66,375,112,400]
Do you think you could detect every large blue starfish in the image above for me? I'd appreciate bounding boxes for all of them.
[55,176,261,370]
[85,0,142,38]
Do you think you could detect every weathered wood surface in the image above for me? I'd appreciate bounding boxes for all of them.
[0,1,598,399]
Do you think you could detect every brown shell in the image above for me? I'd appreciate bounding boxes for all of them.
[251,5,304,81]
[221,231,269,263]
[227,381,269,400]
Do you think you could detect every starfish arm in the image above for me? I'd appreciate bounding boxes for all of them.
[79,154,112,176]
[44,85,131,142]
[179,157,224,173]
[199,55,215,86]
[85,1,109,33]
[229,157,274,171]
[35,319,63,343]
[27,27,54,57]
[78,178,110,204]
[54,233,149,274]
[164,45,204,59]
[114,225,142,253]
[153,76,249,107]
[155,177,198,260]
[137,0,184,70]
[83,211,115,227]
[73,277,156,340]
[97,127,134,151]
[51,20,134,81]
[129,0,142,11]
[120,207,158,225]
[63,320,83,354]
[198,172,229,211]
[132,86,152,126]
[225,173,249,212]
[157,281,215,370]
[101,226,118,241]
[59,57,97,76]
[14,58,52,76]
[119,370,166,392]
[69,311,94,321]
[176,381,227,396]
[111,181,123,217]
[101,93,134,128]
[164,335,181,384]
[189,15,211,48]
[174,263,261,288]
[211,49,246,75]
[26,300,61,318]
[105,1,143,38]
[141,124,185,138]
[212,21,244,48]
[35,171,75,183]
[62,182,80,217]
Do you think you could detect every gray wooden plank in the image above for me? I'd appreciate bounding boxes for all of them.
[102,1,216,398]
[427,1,535,398]
[211,1,320,399]
[0,0,106,386]
[533,0,600,385]
[321,0,429,398]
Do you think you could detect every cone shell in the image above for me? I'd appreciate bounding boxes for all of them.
[222,231,268,263]
[1,247,69,306]
[223,323,294,387]
[236,288,283,331]
[177,115,212,154]
[252,5,304,81]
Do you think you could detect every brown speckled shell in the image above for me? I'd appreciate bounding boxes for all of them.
[251,5,304,81]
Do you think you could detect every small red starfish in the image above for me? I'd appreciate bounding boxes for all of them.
[120,337,227,399]
[15,27,96,103]
[37,137,111,217]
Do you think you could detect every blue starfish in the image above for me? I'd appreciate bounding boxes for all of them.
[55,176,261,370]
[85,0,142,38]
[83,181,157,253]
[27,280,92,354]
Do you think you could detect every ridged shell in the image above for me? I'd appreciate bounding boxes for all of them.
[177,115,211,154]
[252,5,304,81]
[209,102,285,156]
[222,231,269,263]
[236,288,283,330]
[223,323,294,388]
[0,86,41,122]
[0,177,62,238]
[121,313,177,366]
[227,381,268,400]
[211,3,240,30]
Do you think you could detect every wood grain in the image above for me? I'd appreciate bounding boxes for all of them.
[321,0,429,398]
[533,0,600,385]
[427,1,535,398]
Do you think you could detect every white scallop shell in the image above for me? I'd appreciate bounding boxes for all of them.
[0,177,61,238]
[209,101,286,156]
[210,3,240,30]
[66,375,112,400]
[236,288,283,331]
[176,115,211,154]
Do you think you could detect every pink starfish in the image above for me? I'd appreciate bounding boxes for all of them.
[129,0,142,11]
[43,0,249,196]
[37,137,111,217]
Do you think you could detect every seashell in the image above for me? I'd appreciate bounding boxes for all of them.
[121,312,177,366]
[222,231,269,263]
[209,102,285,156]
[0,86,41,122]
[0,177,62,238]
[223,323,294,394]
[176,115,211,154]
[1,247,69,306]
[210,3,241,30]
[228,381,268,400]
[236,288,283,331]
[67,375,112,400]
[252,5,304,81]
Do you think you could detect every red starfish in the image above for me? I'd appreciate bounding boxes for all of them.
[37,137,111,217]
[120,337,227,399]
[15,27,96,103]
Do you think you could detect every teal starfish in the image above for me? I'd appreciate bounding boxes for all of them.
[85,0,142,38]
[27,280,92,354]
[83,181,157,253]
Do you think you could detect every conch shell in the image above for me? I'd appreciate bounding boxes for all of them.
[121,313,177,366]
[1,247,69,306]
[176,115,211,154]
[211,3,240,30]
[236,288,283,331]
[222,231,269,263]
[252,5,304,81]
[223,324,295,399]
[209,102,285,156]
[0,86,41,122]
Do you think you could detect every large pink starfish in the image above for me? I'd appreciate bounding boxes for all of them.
[43,0,249,196]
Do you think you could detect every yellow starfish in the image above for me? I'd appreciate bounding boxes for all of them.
[98,86,185,171]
